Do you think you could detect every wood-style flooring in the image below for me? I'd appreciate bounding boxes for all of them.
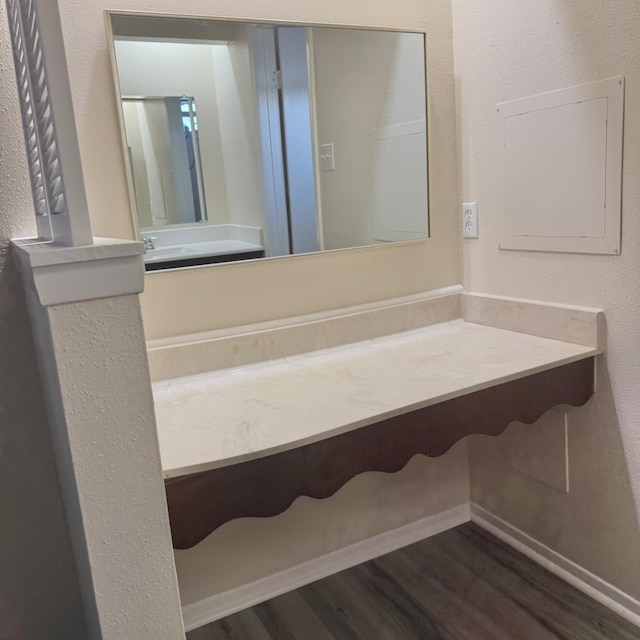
[186,523,639,640]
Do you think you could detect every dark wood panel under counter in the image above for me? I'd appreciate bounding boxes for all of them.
[166,357,594,549]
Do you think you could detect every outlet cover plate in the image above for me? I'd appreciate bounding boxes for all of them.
[462,202,478,238]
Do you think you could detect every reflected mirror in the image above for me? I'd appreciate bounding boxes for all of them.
[108,14,430,270]
[122,96,207,227]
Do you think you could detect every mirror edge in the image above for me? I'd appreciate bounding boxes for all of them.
[104,9,142,241]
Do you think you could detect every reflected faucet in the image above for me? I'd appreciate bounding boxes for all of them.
[142,236,157,251]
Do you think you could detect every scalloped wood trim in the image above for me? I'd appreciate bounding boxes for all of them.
[166,357,594,549]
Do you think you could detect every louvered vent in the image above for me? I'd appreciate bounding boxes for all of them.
[6,0,68,241]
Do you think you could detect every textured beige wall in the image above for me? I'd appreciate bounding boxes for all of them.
[57,0,459,340]
[0,3,87,637]
[452,0,640,597]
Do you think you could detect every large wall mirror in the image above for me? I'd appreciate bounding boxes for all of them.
[107,13,430,271]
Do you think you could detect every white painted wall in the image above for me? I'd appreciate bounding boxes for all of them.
[211,26,266,230]
[121,101,154,228]
[114,39,231,225]
[452,0,640,599]
[312,28,427,250]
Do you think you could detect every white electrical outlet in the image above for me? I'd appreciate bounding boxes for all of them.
[462,202,479,238]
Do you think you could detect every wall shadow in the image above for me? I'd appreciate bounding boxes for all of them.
[0,247,87,639]
[470,354,640,599]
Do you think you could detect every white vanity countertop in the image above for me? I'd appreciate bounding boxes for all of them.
[153,320,597,478]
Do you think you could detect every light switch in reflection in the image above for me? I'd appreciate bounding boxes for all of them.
[320,144,335,172]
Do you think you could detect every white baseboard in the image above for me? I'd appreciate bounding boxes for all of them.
[182,503,470,632]
[470,503,640,628]
[183,502,640,633]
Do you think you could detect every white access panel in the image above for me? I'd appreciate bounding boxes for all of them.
[498,76,624,255]
[370,120,429,242]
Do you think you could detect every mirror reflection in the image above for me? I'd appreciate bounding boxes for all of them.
[122,96,207,227]
[109,15,430,270]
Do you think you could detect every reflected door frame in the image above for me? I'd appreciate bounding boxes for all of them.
[249,25,321,257]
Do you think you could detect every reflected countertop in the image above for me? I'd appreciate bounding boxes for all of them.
[144,239,263,263]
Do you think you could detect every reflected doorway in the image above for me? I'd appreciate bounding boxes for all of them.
[251,26,321,257]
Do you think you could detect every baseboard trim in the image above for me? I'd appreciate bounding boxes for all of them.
[182,503,470,631]
[470,503,640,628]
[182,503,640,632]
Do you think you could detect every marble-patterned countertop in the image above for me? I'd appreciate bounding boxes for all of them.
[153,320,598,478]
